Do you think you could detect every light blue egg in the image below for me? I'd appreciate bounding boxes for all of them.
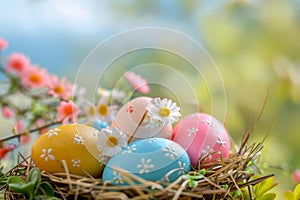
[102,138,190,185]
[92,120,109,130]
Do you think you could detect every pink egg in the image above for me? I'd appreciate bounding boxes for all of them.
[172,112,230,167]
[111,97,172,142]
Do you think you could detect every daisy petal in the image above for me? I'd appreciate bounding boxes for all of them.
[146,98,181,125]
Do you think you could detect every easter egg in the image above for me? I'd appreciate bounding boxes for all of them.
[31,124,104,177]
[111,97,172,142]
[91,119,109,131]
[172,113,230,167]
[102,138,190,185]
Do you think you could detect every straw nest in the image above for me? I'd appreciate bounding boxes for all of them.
[2,132,273,200]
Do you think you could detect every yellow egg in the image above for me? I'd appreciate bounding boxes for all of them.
[31,124,103,177]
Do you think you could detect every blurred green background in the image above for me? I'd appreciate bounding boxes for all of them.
[1,0,300,198]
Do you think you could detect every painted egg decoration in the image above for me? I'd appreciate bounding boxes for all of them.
[111,97,172,142]
[31,124,104,177]
[102,138,190,185]
[172,113,230,167]
[91,119,109,131]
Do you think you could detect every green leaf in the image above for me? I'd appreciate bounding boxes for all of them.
[232,190,241,198]
[27,167,41,187]
[241,188,251,200]
[188,179,198,188]
[31,101,48,117]
[189,175,204,179]
[256,193,276,200]
[222,184,229,190]
[36,182,54,197]
[199,169,206,175]
[253,177,278,197]
[7,176,26,184]
[8,77,20,93]
[242,192,251,200]
[293,184,300,199]
[284,184,300,200]
[47,197,60,200]
[8,182,35,198]
[284,190,294,200]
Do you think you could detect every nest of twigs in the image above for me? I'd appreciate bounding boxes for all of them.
[2,132,273,200]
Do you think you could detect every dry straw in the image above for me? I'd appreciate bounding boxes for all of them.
[2,131,274,200]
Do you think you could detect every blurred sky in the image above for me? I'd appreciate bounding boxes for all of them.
[0,0,212,76]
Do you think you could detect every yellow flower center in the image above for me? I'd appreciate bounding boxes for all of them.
[106,136,118,147]
[54,85,64,94]
[98,88,105,94]
[89,106,96,115]
[158,107,170,117]
[98,104,108,116]
[29,73,42,84]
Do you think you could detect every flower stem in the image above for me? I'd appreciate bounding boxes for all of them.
[0,121,61,143]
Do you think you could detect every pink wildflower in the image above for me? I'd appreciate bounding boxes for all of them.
[0,143,16,159]
[0,37,8,50]
[21,65,49,88]
[47,76,73,100]
[2,106,15,119]
[15,120,24,133]
[57,101,81,123]
[14,120,31,144]
[6,52,30,75]
[20,135,31,145]
[124,71,150,94]
[292,170,300,183]
[35,118,48,134]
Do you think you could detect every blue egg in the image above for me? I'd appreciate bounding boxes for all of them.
[102,138,190,185]
[92,120,109,131]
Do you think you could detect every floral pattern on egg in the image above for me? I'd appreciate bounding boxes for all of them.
[172,112,230,167]
[111,97,173,142]
[32,124,104,177]
[40,148,55,162]
[102,138,190,185]
[47,128,61,137]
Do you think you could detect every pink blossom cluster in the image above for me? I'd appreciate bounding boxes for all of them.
[0,37,152,160]
[6,52,73,99]
[0,37,81,132]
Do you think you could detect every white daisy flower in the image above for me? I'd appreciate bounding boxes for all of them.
[96,96,117,122]
[97,87,111,97]
[96,128,128,157]
[146,98,181,125]
[82,101,96,122]
[84,97,116,123]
